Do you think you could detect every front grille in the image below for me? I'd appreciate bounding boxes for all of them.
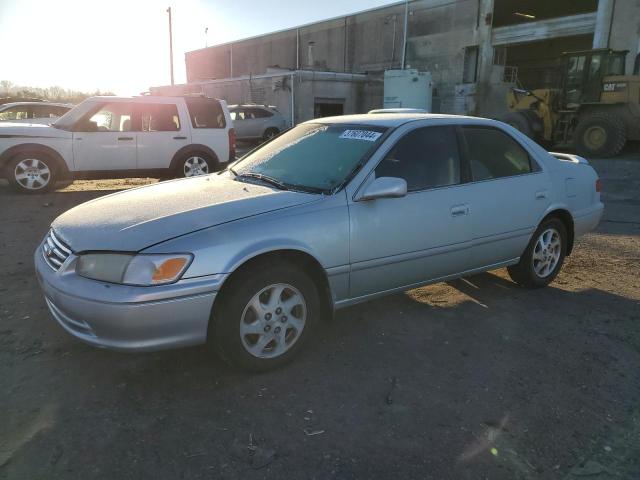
[42,230,72,271]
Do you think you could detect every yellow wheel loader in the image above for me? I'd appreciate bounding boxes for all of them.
[503,49,640,158]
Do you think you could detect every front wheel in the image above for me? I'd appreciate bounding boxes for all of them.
[507,217,567,288]
[210,260,320,372]
[6,152,57,194]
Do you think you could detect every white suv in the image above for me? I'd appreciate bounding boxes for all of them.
[0,95,235,193]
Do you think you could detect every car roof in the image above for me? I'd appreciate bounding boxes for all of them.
[86,95,221,104]
[228,104,276,109]
[0,101,73,108]
[305,113,489,128]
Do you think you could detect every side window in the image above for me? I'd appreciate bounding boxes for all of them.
[250,108,272,118]
[184,97,226,128]
[462,127,532,181]
[0,106,29,120]
[83,103,134,132]
[32,105,66,118]
[141,103,180,132]
[375,126,461,192]
[230,109,238,121]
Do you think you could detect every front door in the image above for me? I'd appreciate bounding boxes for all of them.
[459,125,552,268]
[72,102,137,171]
[348,125,473,299]
[136,102,188,169]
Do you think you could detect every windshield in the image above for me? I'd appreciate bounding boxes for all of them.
[232,122,387,193]
[51,100,96,130]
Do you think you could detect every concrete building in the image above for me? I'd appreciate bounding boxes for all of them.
[151,0,640,125]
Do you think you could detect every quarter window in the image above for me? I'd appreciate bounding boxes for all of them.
[375,126,461,192]
[141,103,180,132]
[462,127,532,181]
[185,97,226,128]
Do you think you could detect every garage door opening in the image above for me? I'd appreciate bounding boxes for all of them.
[493,0,597,28]
[504,34,593,90]
[314,98,344,119]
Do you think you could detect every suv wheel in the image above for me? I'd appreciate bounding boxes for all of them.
[210,260,320,372]
[6,152,57,194]
[178,153,215,177]
[507,217,567,288]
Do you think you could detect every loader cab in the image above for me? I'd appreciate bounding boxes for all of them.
[561,49,627,107]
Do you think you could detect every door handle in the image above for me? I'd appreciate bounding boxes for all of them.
[450,204,469,217]
[118,136,134,141]
[173,136,187,140]
[535,190,548,199]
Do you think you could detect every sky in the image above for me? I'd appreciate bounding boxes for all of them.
[0,0,396,95]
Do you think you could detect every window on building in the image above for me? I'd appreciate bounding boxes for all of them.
[141,104,180,132]
[375,126,461,191]
[462,126,532,181]
[462,46,479,83]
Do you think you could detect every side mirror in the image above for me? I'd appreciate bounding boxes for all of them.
[357,176,407,201]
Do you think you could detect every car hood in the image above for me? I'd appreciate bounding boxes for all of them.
[0,122,70,138]
[52,175,320,252]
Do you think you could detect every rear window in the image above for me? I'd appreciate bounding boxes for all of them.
[185,97,226,129]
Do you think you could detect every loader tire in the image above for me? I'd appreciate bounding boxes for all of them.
[574,113,626,158]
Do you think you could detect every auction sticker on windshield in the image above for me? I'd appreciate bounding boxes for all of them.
[339,130,383,142]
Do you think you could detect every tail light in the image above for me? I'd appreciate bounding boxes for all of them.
[228,128,236,161]
[595,178,602,192]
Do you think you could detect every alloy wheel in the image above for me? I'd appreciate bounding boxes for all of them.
[183,156,209,177]
[14,158,51,190]
[532,228,561,278]
[239,283,307,359]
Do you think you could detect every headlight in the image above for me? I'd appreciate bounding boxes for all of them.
[76,253,192,286]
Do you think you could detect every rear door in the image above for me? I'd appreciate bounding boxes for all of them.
[460,125,551,268]
[72,102,137,171]
[135,102,188,169]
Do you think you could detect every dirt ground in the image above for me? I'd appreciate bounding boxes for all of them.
[1,152,639,480]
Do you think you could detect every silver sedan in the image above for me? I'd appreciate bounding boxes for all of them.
[35,114,604,371]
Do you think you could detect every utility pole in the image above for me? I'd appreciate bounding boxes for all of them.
[401,0,409,69]
[167,6,175,85]
[205,27,209,48]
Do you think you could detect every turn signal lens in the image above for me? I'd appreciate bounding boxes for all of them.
[595,179,602,192]
[152,258,189,282]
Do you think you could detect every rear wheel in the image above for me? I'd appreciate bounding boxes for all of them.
[210,260,320,372]
[262,128,279,142]
[574,113,626,158]
[6,152,57,194]
[507,217,567,289]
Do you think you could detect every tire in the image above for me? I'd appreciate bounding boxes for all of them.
[262,128,279,142]
[507,217,567,289]
[175,152,216,178]
[210,259,321,372]
[574,113,626,158]
[5,151,57,194]
[501,112,533,138]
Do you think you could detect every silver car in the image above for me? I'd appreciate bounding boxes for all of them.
[229,104,287,141]
[35,114,604,371]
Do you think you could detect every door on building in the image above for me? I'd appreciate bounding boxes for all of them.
[314,98,344,119]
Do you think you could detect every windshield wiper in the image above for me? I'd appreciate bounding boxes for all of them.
[235,172,289,190]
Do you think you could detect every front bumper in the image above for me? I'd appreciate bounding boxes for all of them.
[34,242,222,352]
